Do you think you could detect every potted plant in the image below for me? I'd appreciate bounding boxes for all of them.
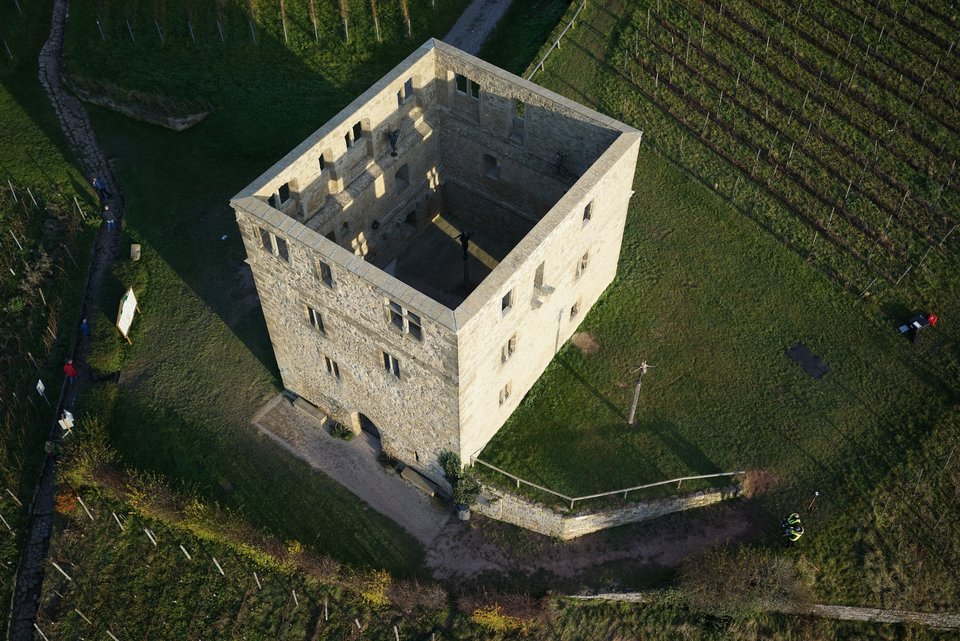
[439,451,480,520]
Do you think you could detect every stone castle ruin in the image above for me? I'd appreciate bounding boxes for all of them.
[231,40,640,487]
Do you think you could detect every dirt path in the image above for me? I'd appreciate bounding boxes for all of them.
[253,395,758,585]
[569,594,960,630]
[8,1,124,639]
[253,396,451,546]
[443,0,514,54]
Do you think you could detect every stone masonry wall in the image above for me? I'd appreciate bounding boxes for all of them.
[454,133,641,462]
[234,198,460,486]
[475,484,740,540]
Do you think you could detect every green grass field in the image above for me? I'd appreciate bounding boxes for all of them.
[60,0,472,575]
[476,0,960,611]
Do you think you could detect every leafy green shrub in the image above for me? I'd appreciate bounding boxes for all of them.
[439,450,481,507]
[329,421,354,440]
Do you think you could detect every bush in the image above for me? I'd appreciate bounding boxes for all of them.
[439,450,481,507]
[329,421,354,441]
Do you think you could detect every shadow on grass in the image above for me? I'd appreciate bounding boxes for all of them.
[557,355,626,420]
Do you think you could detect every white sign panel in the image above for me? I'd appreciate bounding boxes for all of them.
[116,287,139,340]
[36,379,45,397]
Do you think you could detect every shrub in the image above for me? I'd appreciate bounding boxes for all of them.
[438,450,481,507]
[470,605,529,634]
[386,578,446,614]
[355,569,392,607]
[329,421,354,440]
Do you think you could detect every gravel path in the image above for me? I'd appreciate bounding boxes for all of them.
[443,0,514,54]
[253,396,451,546]
[8,0,124,638]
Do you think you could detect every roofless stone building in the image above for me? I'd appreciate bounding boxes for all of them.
[231,40,640,487]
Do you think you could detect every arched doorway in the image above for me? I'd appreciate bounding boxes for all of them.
[355,413,381,440]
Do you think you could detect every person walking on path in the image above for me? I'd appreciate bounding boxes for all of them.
[80,317,90,338]
[101,204,116,232]
[63,359,78,383]
[91,176,111,201]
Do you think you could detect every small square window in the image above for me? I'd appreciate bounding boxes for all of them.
[278,182,291,204]
[275,236,289,262]
[382,351,400,378]
[317,259,333,287]
[455,73,468,94]
[307,305,325,334]
[502,290,512,312]
[319,154,327,171]
[470,81,480,99]
[583,201,593,222]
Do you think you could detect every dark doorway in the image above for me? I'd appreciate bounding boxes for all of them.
[358,413,381,439]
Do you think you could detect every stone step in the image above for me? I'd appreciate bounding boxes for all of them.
[291,397,327,424]
[399,466,438,498]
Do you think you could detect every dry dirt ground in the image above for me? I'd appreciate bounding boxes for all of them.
[253,395,759,587]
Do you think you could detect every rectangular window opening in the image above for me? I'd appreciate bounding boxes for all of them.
[516,100,525,119]
[455,73,468,94]
[352,121,363,142]
[534,262,545,290]
[570,301,580,319]
[307,305,325,334]
[499,382,512,406]
[387,300,423,341]
[395,164,410,191]
[324,355,340,379]
[325,230,336,244]
[501,334,517,364]
[344,131,353,149]
[275,236,289,262]
[278,182,291,204]
[483,154,500,180]
[382,351,401,378]
[576,252,589,279]
[317,259,333,287]
[408,312,422,341]
[501,290,512,312]
[583,201,593,222]
[256,226,271,250]
[267,194,278,208]
[319,154,327,171]
[405,210,418,227]
[469,80,480,99]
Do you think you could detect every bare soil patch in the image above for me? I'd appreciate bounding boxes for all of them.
[571,331,601,354]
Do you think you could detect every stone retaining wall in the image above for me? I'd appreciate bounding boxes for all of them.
[475,484,739,539]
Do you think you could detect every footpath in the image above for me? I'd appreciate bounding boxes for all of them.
[7,0,124,639]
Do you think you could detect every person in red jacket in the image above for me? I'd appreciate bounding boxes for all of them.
[63,359,78,383]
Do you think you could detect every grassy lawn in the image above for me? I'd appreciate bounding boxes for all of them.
[0,0,102,623]
[477,0,571,75]
[61,0,470,575]
[476,0,960,610]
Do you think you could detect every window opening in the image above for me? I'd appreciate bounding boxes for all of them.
[324,355,340,379]
[317,259,333,287]
[534,262,545,290]
[382,351,401,377]
[483,154,500,180]
[502,290,512,312]
[499,383,512,405]
[306,305,325,334]
[501,335,517,364]
[395,164,410,191]
[455,73,468,94]
[278,182,291,204]
[583,201,593,222]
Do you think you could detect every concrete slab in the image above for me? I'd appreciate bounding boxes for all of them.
[400,466,439,497]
